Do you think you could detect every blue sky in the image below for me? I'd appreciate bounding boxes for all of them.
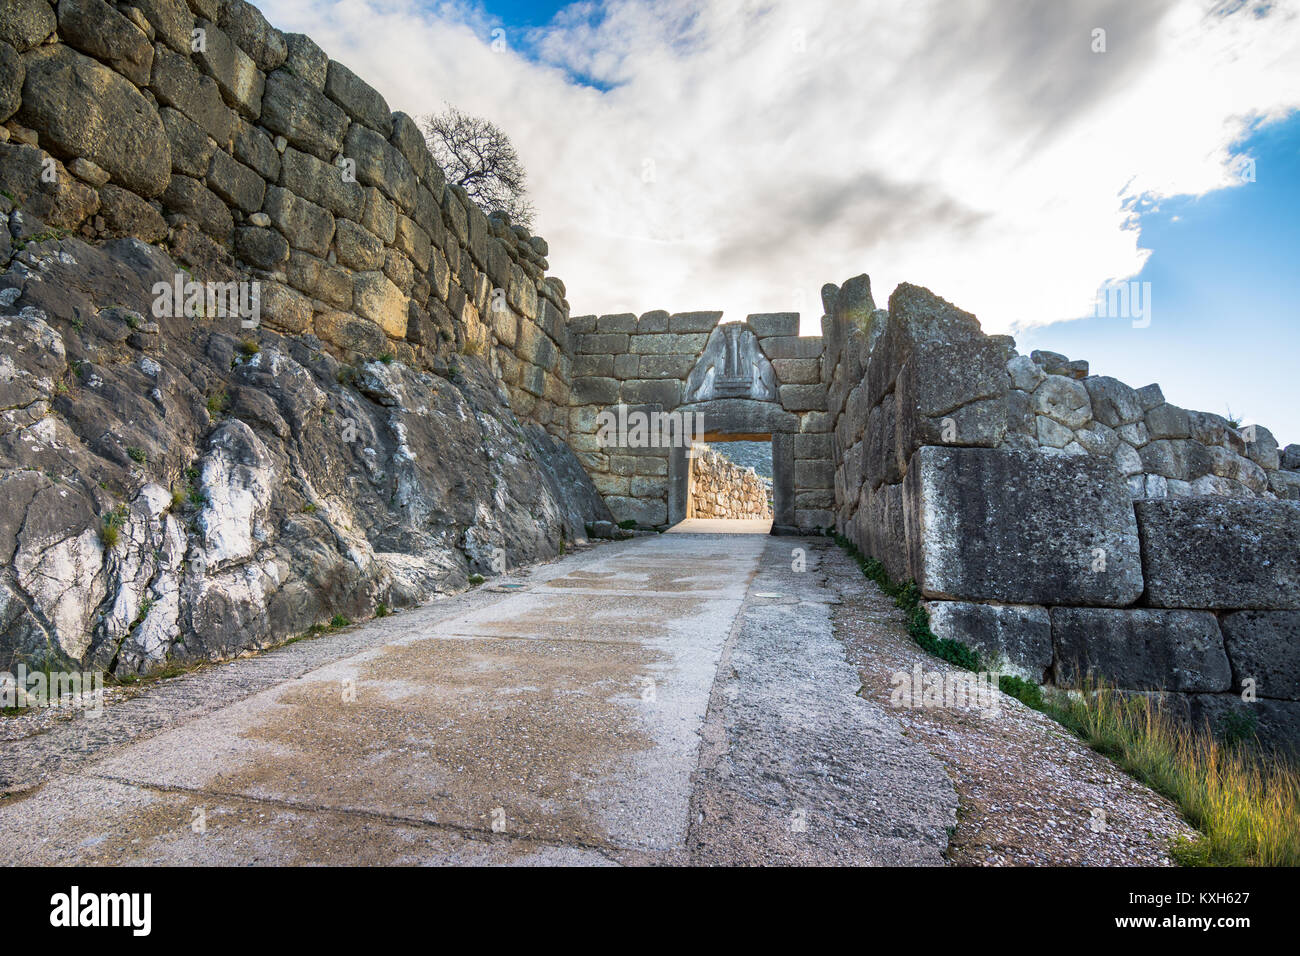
[1016,113,1300,445]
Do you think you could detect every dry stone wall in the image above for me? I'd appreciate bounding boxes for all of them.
[686,444,772,519]
[823,273,1300,751]
[0,0,570,438]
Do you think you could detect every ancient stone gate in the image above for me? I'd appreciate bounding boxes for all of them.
[566,312,833,533]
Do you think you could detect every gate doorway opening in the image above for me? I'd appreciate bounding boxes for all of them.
[669,436,773,534]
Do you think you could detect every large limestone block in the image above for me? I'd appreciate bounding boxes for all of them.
[1052,607,1230,692]
[57,0,154,86]
[906,447,1144,605]
[260,69,349,162]
[1221,611,1300,700]
[343,121,417,212]
[193,17,263,117]
[0,0,54,51]
[18,45,170,197]
[0,41,21,122]
[235,120,283,182]
[217,0,287,73]
[150,44,238,147]
[926,601,1052,680]
[1136,498,1300,609]
[133,0,194,54]
[353,271,408,339]
[261,185,333,257]
[325,59,392,136]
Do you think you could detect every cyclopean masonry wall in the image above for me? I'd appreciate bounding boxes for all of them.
[567,311,832,532]
[686,444,772,520]
[0,0,570,440]
[0,0,608,676]
[822,273,1300,752]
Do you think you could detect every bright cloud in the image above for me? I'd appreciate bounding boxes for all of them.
[258,0,1300,334]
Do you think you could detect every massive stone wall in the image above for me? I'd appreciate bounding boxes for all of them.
[686,444,772,520]
[0,0,609,676]
[0,0,570,438]
[823,273,1300,750]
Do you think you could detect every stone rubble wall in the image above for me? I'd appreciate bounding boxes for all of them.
[0,0,570,439]
[686,444,772,519]
[823,274,1300,752]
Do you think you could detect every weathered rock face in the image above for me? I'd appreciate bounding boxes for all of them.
[0,223,609,675]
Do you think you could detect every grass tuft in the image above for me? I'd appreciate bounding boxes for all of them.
[834,532,1300,867]
[1041,681,1300,867]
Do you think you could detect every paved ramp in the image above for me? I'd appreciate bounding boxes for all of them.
[0,535,955,865]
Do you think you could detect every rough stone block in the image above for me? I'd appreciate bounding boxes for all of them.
[1136,498,1300,609]
[58,0,154,87]
[926,602,1052,680]
[134,0,194,54]
[279,146,364,220]
[343,121,417,212]
[579,333,629,355]
[761,335,823,360]
[778,384,827,412]
[19,45,170,197]
[1052,607,1229,692]
[1032,375,1092,429]
[206,148,264,213]
[621,378,681,406]
[1188,695,1300,755]
[151,44,237,148]
[324,59,392,136]
[1145,403,1191,440]
[597,313,637,333]
[286,250,350,309]
[747,312,799,337]
[97,183,167,241]
[668,310,721,333]
[217,0,287,73]
[907,447,1144,605]
[1221,610,1300,700]
[352,271,407,339]
[234,225,287,269]
[162,174,233,243]
[0,0,55,51]
[571,377,619,405]
[258,279,311,334]
[260,69,348,162]
[772,357,820,385]
[333,217,384,271]
[282,32,327,89]
[192,17,263,118]
[603,495,667,527]
[161,107,215,179]
[262,185,333,257]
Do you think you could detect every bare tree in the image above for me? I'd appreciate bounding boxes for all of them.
[422,106,535,229]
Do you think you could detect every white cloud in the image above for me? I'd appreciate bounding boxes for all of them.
[258,0,1300,335]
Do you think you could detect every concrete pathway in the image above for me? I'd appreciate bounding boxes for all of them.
[0,534,955,865]
[666,518,772,534]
